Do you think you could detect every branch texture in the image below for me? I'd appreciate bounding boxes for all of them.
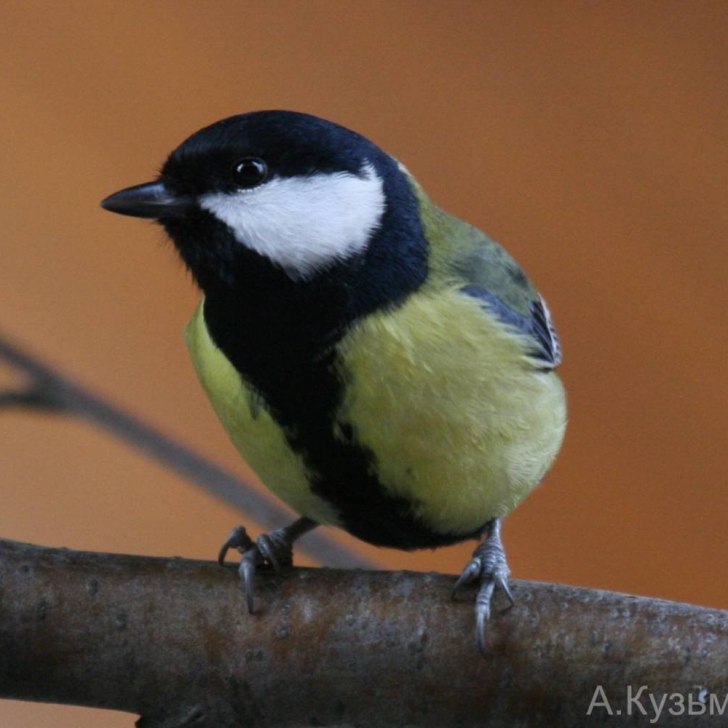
[1,540,727,726]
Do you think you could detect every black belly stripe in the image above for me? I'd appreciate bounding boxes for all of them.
[203,290,483,550]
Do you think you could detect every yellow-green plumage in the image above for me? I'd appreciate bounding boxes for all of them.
[185,179,567,543]
[337,287,566,537]
[100,109,568,650]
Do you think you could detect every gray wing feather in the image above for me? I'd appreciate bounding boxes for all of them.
[461,285,562,369]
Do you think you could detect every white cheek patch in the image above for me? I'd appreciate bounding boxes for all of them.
[199,163,385,279]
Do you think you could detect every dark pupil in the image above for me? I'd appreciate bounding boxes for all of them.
[233,158,267,188]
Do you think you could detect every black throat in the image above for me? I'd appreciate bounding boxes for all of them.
[202,249,357,425]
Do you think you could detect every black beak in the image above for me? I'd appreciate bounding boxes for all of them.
[101,181,193,219]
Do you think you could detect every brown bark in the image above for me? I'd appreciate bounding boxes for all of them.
[0,538,726,726]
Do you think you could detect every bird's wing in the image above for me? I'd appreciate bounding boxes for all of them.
[460,284,562,369]
[443,215,562,370]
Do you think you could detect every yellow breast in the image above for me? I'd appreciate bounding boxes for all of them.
[185,288,567,541]
[335,287,567,536]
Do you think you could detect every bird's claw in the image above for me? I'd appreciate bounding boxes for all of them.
[256,531,293,572]
[217,525,295,614]
[452,556,483,594]
[217,525,255,565]
[240,552,260,614]
[452,518,514,654]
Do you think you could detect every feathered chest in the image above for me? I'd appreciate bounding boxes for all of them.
[185,288,566,548]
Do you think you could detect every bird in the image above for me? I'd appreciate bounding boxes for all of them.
[101,110,567,652]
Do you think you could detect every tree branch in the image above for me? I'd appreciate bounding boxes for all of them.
[1,539,726,726]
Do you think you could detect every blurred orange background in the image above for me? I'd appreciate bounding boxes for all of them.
[2,2,728,725]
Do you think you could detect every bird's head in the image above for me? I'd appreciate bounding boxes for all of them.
[102,111,426,298]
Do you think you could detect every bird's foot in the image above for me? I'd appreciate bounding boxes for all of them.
[452,518,514,654]
[217,517,317,613]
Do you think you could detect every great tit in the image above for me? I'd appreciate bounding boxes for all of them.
[101,111,567,652]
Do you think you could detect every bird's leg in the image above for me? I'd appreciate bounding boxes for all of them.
[217,517,318,613]
[452,518,514,654]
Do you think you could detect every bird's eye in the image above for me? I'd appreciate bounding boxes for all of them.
[232,158,268,188]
